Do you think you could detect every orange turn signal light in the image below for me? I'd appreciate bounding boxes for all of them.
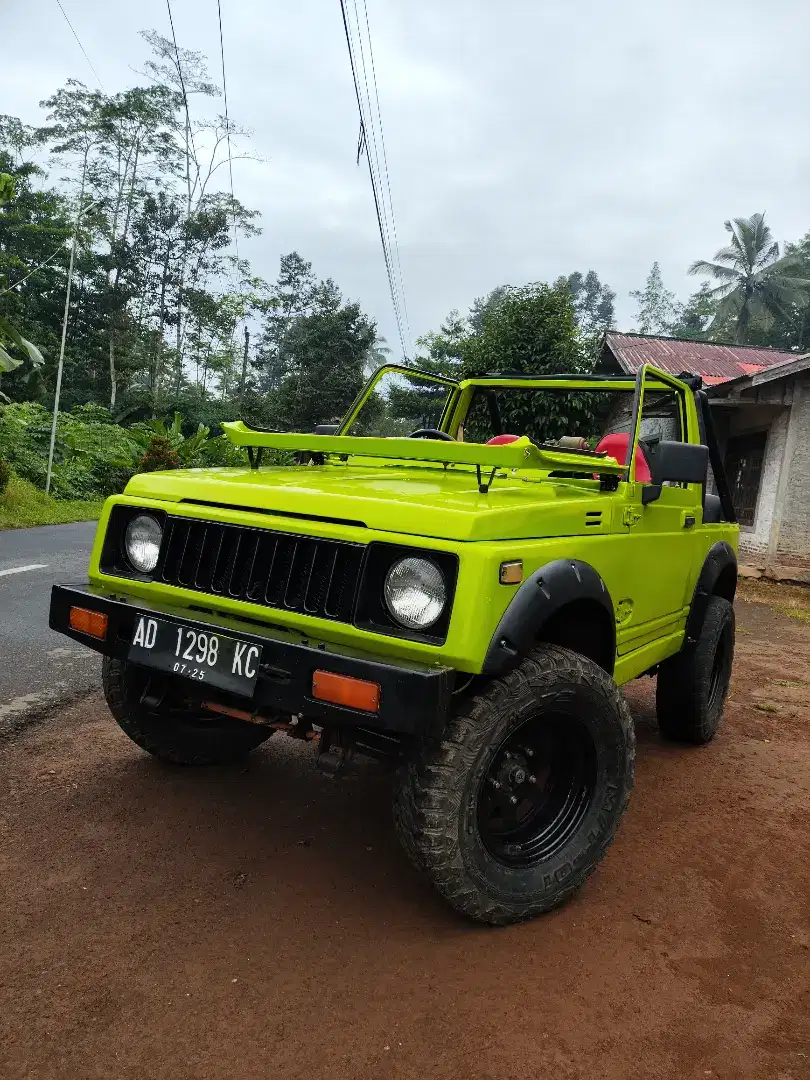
[69,606,108,640]
[499,560,523,584]
[312,670,380,713]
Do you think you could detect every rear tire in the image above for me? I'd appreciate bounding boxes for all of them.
[656,595,735,745]
[392,645,635,925]
[102,658,272,765]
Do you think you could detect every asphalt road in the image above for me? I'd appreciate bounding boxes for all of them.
[0,521,100,733]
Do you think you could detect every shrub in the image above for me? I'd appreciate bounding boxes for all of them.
[0,456,10,494]
[198,434,247,468]
[0,401,140,499]
[138,436,182,473]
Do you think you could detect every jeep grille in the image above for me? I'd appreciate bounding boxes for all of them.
[159,517,364,623]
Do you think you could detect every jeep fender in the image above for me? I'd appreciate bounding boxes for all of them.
[684,541,737,647]
[482,559,615,676]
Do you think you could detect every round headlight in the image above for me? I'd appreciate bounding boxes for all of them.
[124,514,162,574]
[384,557,446,630]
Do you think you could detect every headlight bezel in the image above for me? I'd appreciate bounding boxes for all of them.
[354,543,459,644]
[99,505,168,580]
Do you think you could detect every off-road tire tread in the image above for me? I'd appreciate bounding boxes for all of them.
[102,657,271,765]
[392,645,635,925]
[656,596,734,745]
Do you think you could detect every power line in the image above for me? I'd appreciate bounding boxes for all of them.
[338,0,400,341]
[0,244,66,298]
[215,0,241,266]
[338,0,410,359]
[348,0,404,344]
[360,0,412,351]
[55,0,106,92]
[0,197,100,298]
[165,0,197,200]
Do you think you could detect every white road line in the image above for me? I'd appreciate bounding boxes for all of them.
[0,563,49,578]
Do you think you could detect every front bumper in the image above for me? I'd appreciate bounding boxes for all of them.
[50,584,454,736]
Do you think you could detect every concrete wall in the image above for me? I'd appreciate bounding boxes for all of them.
[721,405,787,560]
[774,373,810,560]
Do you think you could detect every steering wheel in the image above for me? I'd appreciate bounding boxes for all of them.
[408,428,456,441]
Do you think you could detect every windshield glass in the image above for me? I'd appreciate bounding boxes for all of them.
[344,368,455,437]
[462,385,682,449]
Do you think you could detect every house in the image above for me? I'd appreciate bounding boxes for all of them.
[599,331,810,579]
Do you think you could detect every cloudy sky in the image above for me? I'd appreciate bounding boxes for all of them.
[3,0,809,355]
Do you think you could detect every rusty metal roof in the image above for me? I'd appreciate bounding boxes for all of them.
[601,332,798,383]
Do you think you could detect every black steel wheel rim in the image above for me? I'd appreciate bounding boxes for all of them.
[476,711,598,869]
[708,622,733,711]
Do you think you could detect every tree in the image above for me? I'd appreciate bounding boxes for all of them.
[270,281,376,430]
[254,252,318,392]
[364,334,391,377]
[457,282,602,442]
[668,283,717,341]
[461,282,585,377]
[688,213,810,345]
[556,270,616,342]
[630,262,679,335]
[0,167,48,400]
[468,287,509,335]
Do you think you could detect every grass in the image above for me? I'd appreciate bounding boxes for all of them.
[0,473,104,530]
[737,576,810,622]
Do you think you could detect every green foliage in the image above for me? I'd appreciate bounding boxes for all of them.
[630,262,679,335]
[0,456,10,493]
[689,213,810,345]
[461,282,586,376]
[555,270,616,346]
[197,434,246,468]
[130,411,211,465]
[268,281,377,431]
[412,282,603,444]
[0,160,46,396]
[669,283,717,340]
[137,435,182,473]
[0,172,14,203]
[0,401,139,499]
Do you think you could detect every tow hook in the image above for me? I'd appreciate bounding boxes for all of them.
[316,729,354,776]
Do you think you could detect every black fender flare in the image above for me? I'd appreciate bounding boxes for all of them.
[482,559,615,676]
[684,541,737,646]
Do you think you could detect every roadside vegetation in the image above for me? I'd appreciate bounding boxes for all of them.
[0,473,103,529]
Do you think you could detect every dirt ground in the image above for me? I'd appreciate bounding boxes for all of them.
[2,591,809,1080]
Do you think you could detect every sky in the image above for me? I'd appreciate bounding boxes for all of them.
[2,0,809,358]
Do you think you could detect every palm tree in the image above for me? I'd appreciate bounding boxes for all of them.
[363,334,392,377]
[689,213,810,344]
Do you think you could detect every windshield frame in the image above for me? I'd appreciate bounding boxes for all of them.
[337,364,459,436]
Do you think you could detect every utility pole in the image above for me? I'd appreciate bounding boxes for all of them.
[46,195,90,495]
[239,326,250,412]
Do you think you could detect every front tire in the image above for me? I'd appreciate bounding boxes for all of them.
[393,646,635,925]
[102,658,272,765]
[656,595,735,744]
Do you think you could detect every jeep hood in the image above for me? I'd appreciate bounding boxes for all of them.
[124,462,610,542]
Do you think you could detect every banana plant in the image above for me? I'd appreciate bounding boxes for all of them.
[0,316,45,403]
[0,174,45,402]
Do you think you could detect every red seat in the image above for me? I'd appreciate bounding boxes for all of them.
[594,432,652,483]
[485,434,521,446]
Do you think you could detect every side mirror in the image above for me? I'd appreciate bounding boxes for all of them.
[641,441,708,505]
[313,423,339,436]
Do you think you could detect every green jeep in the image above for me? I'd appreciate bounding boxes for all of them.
[50,363,739,924]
